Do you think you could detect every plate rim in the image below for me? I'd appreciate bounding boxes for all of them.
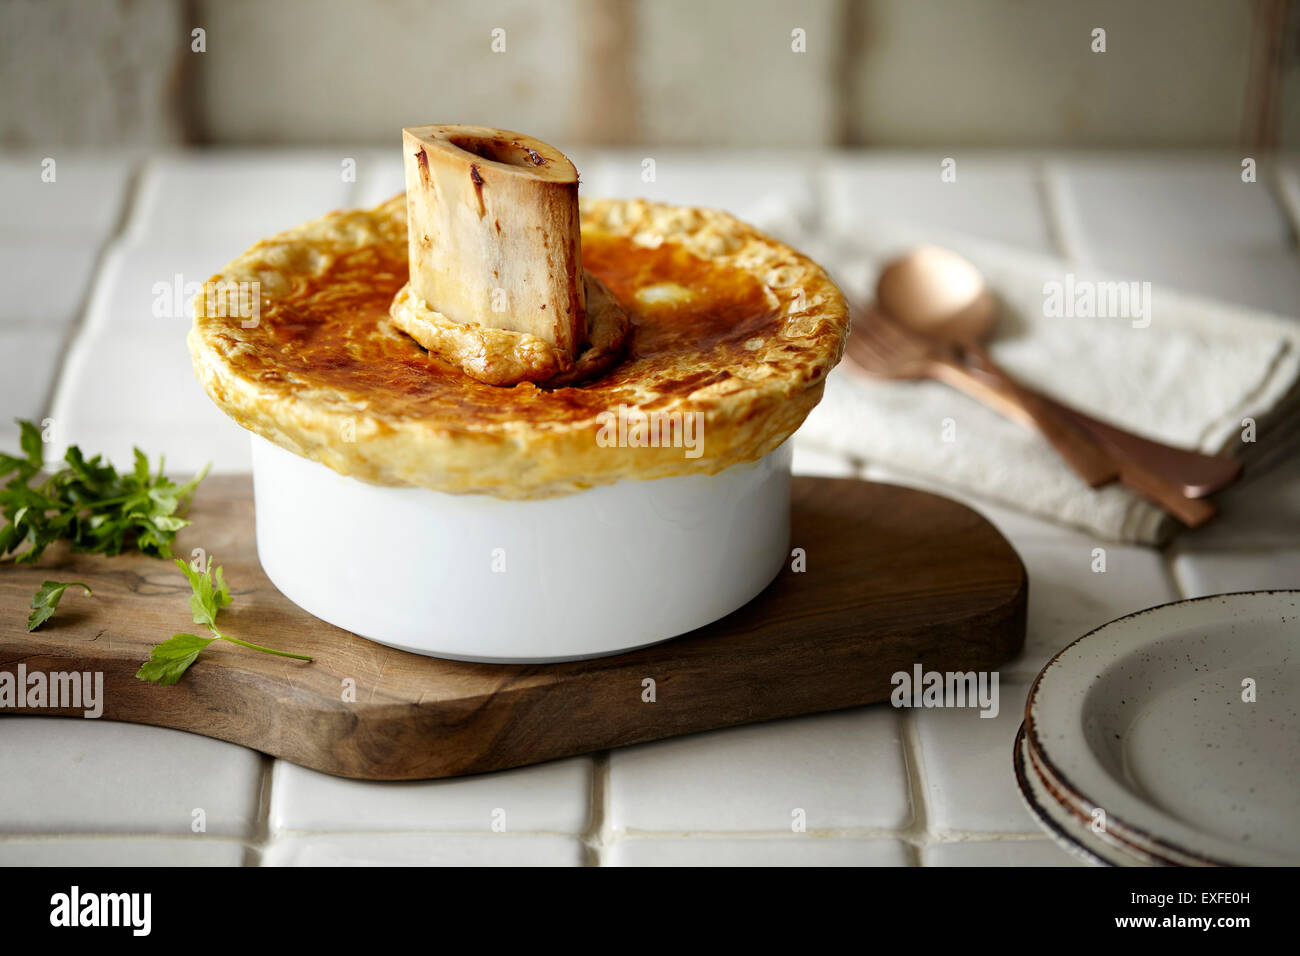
[1013,723,1198,867]
[1023,589,1300,868]
[1022,730,1202,866]
[1013,724,1115,867]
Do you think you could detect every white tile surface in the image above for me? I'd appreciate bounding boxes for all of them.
[261,834,585,866]
[47,322,252,474]
[913,682,1038,835]
[1029,234,1300,317]
[79,240,241,336]
[581,150,821,229]
[350,149,405,209]
[1171,548,1300,599]
[0,240,102,324]
[41,236,251,474]
[0,422,20,454]
[608,708,911,833]
[923,839,1082,867]
[1053,155,1293,251]
[824,155,1054,252]
[0,837,248,866]
[0,719,264,837]
[0,155,134,238]
[0,324,70,433]
[607,836,912,866]
[1092,245,1300,318]
[270,757,593,835]
[1050,156,1300,316]
[1006,539,1179,678]
[40,421,247,480]
[125,152,355,249]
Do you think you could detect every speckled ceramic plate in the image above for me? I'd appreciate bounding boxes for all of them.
[1023,591,1300,867]
[1014,726,1119,866]
[1014,725,1185,867]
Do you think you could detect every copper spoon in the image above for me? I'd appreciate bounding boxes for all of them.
[874,245,1241,498]
[875,246,1118,488]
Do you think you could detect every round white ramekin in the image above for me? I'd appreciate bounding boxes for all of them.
[251,434,791,662]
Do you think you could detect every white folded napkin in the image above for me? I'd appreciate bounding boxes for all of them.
[762,215,1300,545]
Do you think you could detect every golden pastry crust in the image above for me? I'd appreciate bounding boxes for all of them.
[389,271,629,386]
[188,195,848,499]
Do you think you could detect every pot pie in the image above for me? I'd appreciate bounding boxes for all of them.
[188,129,849,501]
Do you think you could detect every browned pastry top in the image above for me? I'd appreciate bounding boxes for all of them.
[188,196,849,498]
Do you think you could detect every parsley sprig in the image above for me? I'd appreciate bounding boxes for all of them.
[136,558,312,685]
[0,419,208,564]
[2,420,309,682]
[27,580,92,631]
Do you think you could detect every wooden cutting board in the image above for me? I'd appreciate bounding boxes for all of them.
[0,475,1026,780]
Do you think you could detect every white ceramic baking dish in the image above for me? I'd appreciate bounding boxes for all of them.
[251,433,791,662]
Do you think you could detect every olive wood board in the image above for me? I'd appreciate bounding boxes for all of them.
[0,475,1026,780]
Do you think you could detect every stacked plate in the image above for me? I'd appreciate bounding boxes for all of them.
[1015,591,1300,867]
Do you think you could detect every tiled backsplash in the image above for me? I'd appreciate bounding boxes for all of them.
[7,1,1289,150]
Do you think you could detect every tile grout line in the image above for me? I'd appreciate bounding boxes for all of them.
[1164,542,1193,601]
[1269,166,1300,256]
[248,755,277,865]
[583,751,612,866]
[1036,158,1087,266]
[261,827,600,840]
[897,710,932,864]
[1161,527,1181,595]
[39,159,147,432]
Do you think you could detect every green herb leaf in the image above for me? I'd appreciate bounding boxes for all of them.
[0,420,207,565]
[132,448,150,484]
[135,632,215,685]
[26,580,92,631]
[18,420,44,469]
[174,556,231,630]
[136,557,311,686]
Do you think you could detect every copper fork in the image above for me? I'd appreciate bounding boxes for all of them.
[847,307,1118,486]
[846,308,1215,527]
